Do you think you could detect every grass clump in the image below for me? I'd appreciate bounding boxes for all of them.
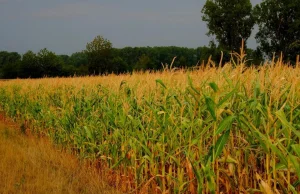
[0,122,120,194]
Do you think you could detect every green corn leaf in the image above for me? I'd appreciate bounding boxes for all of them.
[274,163,286,171]
[173,95,182,107]
[111,157,125,169]
[189,158,201,183]
[205,96,216,121]
[276,110,294,129]
[214,130,230,161]
[203,165,216,194]
[291,144,300,157]
[133,138,152,156]
[187,88,200,103]
[119,80,126,90]
[276,110,300,139]
[155,79,166,89]
[217,88,236,107]
[209,82,219,92]
[288,153,300,179]
[293,179,300,187]
[256,131,288,166]
[216,115,236,135]
[84,126,93,140]
[222,71,233,87]
[205,146,213,165]
[288,184,298,194]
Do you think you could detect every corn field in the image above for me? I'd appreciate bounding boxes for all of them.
[0,54,299,193]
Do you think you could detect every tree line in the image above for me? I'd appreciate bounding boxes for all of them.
[0,43,264,79]
[0,0,299,78]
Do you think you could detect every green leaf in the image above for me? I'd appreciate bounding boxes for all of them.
[256,130,288,167]
[293,179,300,187]
[133,138,152,156]
[291,144,300,157]
[119,80,127,90]
[214,130,230,161]
[111,157,125,169]
[84,126,93,140]
[173,95,182,107]
[215,115,236,135]
[276,110,300,139]
[288,184,298,194]
[274,163,286,171]
[217,88,236,107]
[203,165,216,194]
[205,96,216,121]
[155,79,166,89]
[209,82,219,92]
[288,153,300,179]
[276,110,294,129]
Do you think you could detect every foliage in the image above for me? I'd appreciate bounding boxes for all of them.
[134,54,151,70]
[254,0,300,61]
[69,52,88,67]
[202,0,255,51]
[37,48,63,77]
[1,61,20,79]
[19,51,40,78]
[246,48,264,65]
[109,56,128,73]
[0,51,21,68]
[85,35,113,74]
[0,51,21,78]
[0,44,266,78]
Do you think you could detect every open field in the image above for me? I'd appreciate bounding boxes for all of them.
[0,56,299,193]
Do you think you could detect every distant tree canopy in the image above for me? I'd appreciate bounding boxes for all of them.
[85,35,113,75]
[0,44,263,79]
[19,50,39,78]
[254,0,300,61]
[202,0,255,52]
[0,51,21,67]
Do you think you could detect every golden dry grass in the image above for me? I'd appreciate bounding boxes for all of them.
[0,122,121,194]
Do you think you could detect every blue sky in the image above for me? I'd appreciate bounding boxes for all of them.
[0,0,261,54]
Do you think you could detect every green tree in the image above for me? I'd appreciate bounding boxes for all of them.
[254,0,300,61]
[134,54,151,71]
[0,51,21,78]
[69,52,88,67]
[58,55,70,65]
[178,56,187,67]
[19,51,41,78]
[37,48,62,77]
[246,48,264,65]
[202,0,255,51]
[1,61,20,79]
[0,51,21,68]
[109,56,128,73]
[85,35,113,74]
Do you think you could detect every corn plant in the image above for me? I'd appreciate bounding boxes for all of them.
[0,54,299,193]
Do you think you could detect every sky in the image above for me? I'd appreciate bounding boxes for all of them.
[0,0,262,55]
